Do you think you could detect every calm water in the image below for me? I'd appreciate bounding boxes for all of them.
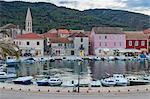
[6,59,150,80]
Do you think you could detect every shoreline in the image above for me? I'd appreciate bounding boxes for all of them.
[0,83,150,94]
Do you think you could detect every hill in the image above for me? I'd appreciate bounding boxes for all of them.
[0,1,150,33]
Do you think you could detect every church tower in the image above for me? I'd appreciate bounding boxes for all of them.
[25,8,32,33]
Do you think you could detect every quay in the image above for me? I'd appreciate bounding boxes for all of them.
[0,83,150,94]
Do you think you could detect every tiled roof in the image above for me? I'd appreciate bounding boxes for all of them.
[41,32,58,38]
[68,32,88,38]
[15,33,43,39]
[58,29,70,34]
[92,27,123,34]
[50,37,71,43]
[144,28,150,34]
[125,32,148,40]
[0,23,17,29]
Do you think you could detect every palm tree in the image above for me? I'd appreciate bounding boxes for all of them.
[0,30,19,59]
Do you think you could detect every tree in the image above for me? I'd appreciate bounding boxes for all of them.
[0,30,19,59]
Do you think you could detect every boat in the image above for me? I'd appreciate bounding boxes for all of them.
[101,77,116,87]
[23,57,36,64]
[0,64,7,72]
[48,77,62,86]
[108,56,115,61]
[90,80,102,87]
[126,75,150,86]
[13,76,33,85]
[141,75,150,81]
[6,57,20,65]
[36,78,49,86]
[113,74,128,86]
[0,72,16,79]
[94,57,101,61]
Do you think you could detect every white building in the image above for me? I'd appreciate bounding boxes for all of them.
[14,33,44,56]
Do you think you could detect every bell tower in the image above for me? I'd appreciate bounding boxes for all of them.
[25,8,32,33]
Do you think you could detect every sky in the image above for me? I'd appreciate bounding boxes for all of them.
[3,0,150,15]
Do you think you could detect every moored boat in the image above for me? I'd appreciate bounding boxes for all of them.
[101,77,116,87]
[126,76,150,86]
[13,76,33,85]
[113,74,128,86]
[36,78,49,86]
[0,72,16,79]
[48,77,62,86]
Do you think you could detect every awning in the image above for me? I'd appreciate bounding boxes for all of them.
[119,49,141,53]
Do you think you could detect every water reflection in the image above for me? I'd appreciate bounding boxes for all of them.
[7,60,150,80]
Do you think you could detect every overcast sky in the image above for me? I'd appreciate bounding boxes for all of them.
[3,0,150,15]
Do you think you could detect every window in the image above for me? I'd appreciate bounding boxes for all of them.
[19,41,21,45]
[81,38,83,42]
[129,41,132,46]
[58,43,62,46]
[114,42,116,46]
[119,42,122,46]
[135,41,138,46]
[37,42,40,45]
[141,41,145,46]
[27,42,30,45]
[105,42,107,46]
[99,42,101,46]
[99,36,101,39]
[105,36,107,39]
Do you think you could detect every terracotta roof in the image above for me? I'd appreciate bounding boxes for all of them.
[144,28,150,34]
[41,32,58,38]
[70,30,84,34]
[50,37,71,43]
[68,32,88,38]
[15,33,43,39]
[0,23,17,29]
[58,29,70,34]
[92,27,123,34]
[125,32,148,40]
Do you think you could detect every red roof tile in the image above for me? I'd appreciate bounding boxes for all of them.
[15,33,43,39]
[50,37,71,43]
[41,32,58,38]
[144,28,150,34]
[68,32,88,38]
[58,29,70,34]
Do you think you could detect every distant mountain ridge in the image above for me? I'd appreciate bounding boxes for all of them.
[0,1,150,33]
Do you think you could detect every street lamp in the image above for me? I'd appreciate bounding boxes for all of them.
[77,60,83,93]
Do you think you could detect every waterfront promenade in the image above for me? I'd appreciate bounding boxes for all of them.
[0,83,150,94]
[0,83,150,99]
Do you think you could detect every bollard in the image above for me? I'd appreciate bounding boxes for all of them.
[118,90,120,92]
[38,89,40,92]
[3,87,5,89]
[48,90,50,92]
[11,88,13,90]
[98,90,100,93]
[19,88,21,91]
[137,89,139,92]
[146,88,148,91]
[28,89,30,91]
[68,90,70,93]
[128,89,130,92]
[108,90,110,93]
[87,90,89,93]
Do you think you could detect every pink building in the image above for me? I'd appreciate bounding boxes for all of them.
[90,27,126,55]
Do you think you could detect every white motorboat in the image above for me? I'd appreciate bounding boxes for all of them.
[23,57,36,64]
[126,75,150,86]
[90,80,102,87]
[113,74,128,86]
[94,57,101,61]
[13,76,33,85]
[142,75,150,81]
[48,77,62,86]
[36,78,49,86]
[101,77,116,87]
[0,72,16,79]
[108,56,115,61]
